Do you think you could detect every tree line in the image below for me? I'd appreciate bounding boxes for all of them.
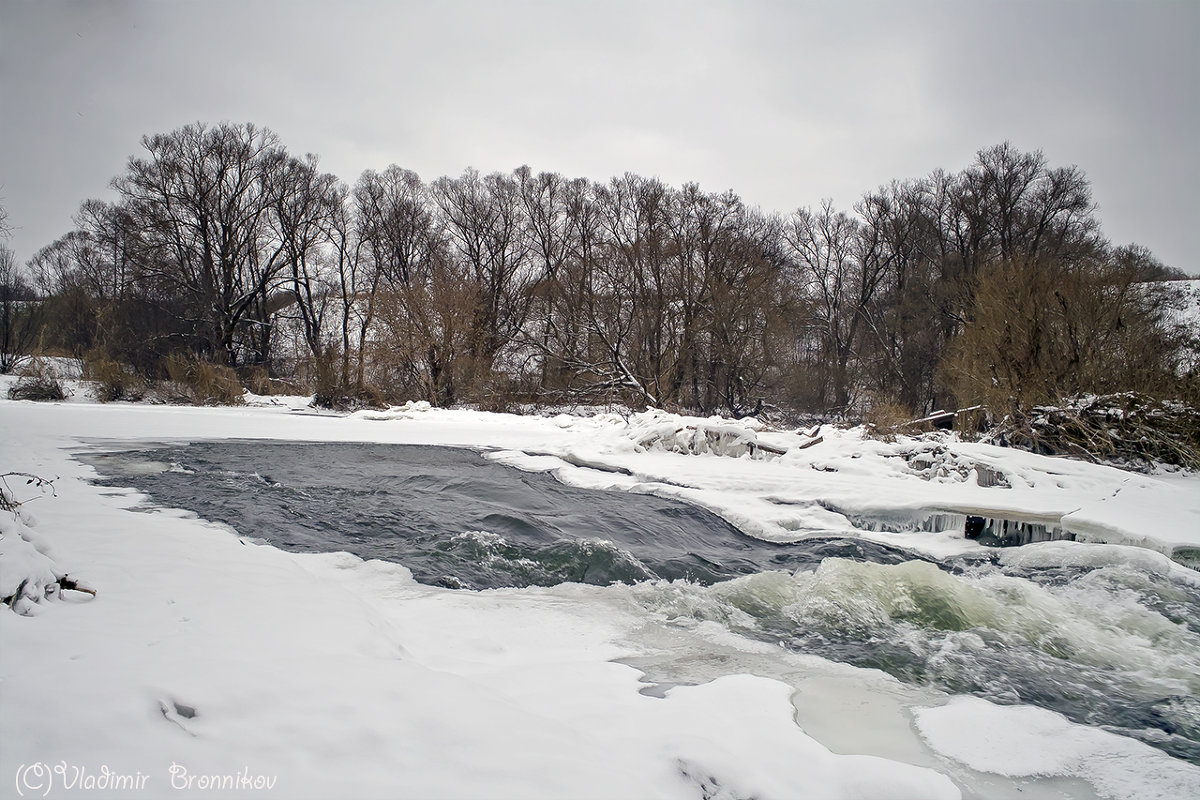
[3,122,1195,419]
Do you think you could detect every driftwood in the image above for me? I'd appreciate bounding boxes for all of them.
[898,406,985,432]
[57,575,97,598]
[750,439,788,458]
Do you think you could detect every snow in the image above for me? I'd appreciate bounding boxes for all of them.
[2,391,1199,798]
[466,407,1200,559]
[999,540,1200,587]
[1162,279,1200,373]
[915,697,1200,799]
[1166,279,1200,330]
[0,500,62,614]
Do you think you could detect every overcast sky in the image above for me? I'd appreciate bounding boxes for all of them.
[2,0,1197,273]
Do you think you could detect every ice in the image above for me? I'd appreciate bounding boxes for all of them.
[916,697,1200,799]
[999,540,1200,588]
[622,408,781,459]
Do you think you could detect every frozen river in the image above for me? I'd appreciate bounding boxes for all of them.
[89,440,1200,766]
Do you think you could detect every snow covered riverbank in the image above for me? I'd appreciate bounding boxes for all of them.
[2,393,1199,799]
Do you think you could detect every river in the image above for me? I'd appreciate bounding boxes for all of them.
[86,440,1200,767]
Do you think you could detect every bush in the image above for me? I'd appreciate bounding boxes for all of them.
[311,380,386,411]
[83,355,146,402]
[239,365,304,397]
[239,365,273,396]
[160,355,244,406]
[943,255,1188,416]
[306,348,387,410]
[472,371,542,414]
[7,375,66,402]
[862,400,918,442]
[7,359,67,402]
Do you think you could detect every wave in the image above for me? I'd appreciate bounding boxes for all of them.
[632,550,1200,763]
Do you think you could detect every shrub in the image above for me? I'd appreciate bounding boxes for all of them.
[307,347,388,410]
[240,365,273,396]
[238,365,304,397]
[862,400,918,442]
[7,359,67,402]
[942,255,1188,417]
[311,380,386,411]
[161,355,244,406]
[83,355,146,402]
[471,370,543,415]
[7,375,66,402]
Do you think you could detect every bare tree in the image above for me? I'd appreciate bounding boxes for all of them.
[0,244,41,373]
[783,200,876,411]
[326,187,369,391]
[665,186,785,415]
[515,167,573,386]
[271,154,342,370]
[429,169,533,375]
[351,166,442,395]
[374,248,478,405]
[589,174,676,406]
[113,122,292,367]
[16,128,1190,420]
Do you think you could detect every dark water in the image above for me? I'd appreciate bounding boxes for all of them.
[85,441,914,590]
[85,440,1200,765]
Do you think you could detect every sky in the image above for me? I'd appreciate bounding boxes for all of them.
[1,0,1197,274]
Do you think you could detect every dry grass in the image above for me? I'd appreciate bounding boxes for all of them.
[862,400,918,442]
[161,355,244,406]
[83,355,146,402]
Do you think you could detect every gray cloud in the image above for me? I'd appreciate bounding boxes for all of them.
[2,0,1196,273]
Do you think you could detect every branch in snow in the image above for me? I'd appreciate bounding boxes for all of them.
[1,475,94,615]
[0,472,57,514]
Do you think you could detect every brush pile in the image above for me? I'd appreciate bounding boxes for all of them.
[985,393,1200,472]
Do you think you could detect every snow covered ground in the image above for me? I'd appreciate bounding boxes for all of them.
[2,383,1199,799]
